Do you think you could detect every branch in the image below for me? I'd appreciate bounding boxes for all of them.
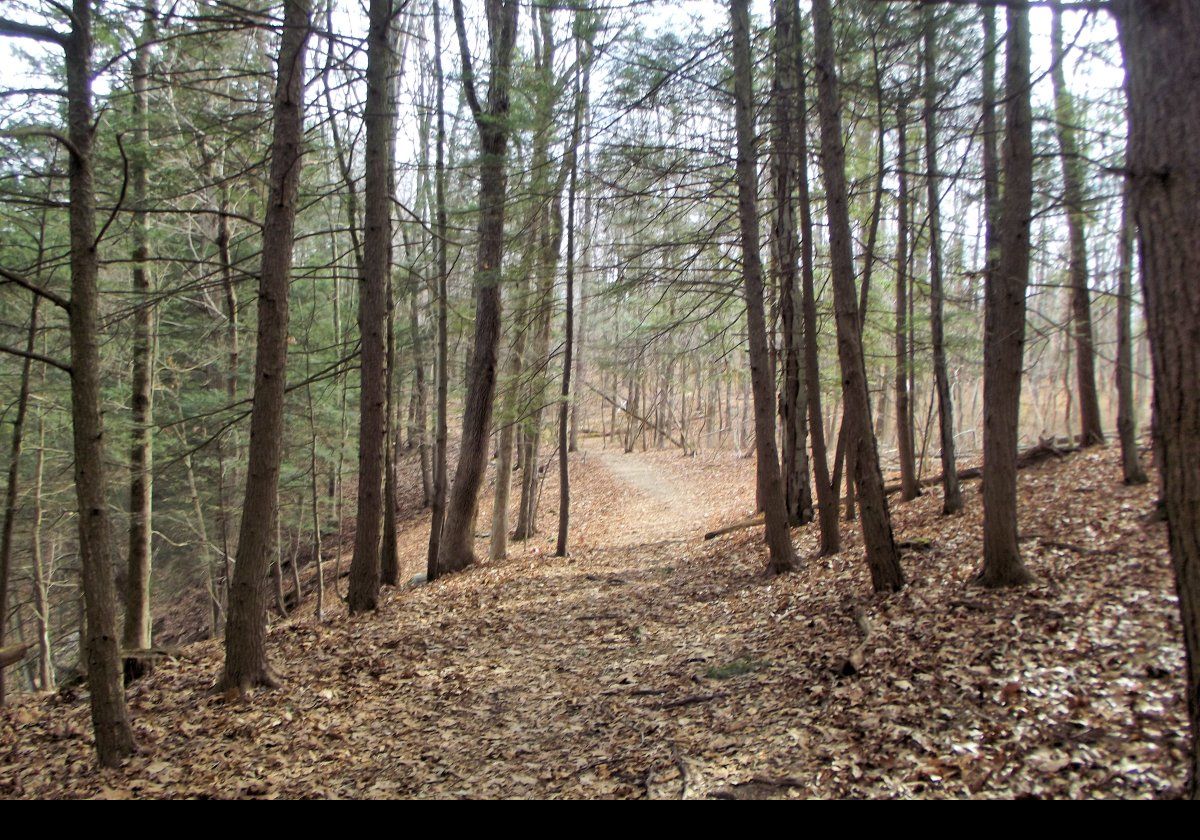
[451,0,482,117]
[0,342,71,374]
[0,266,71,311]
[0,16,67,47]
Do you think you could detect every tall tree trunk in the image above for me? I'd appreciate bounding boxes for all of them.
[811,0,902,591]
[435,0,520,577]
[732,0,796,575]
[348,0,397,612]
[426,0,451,580]
[978,6,1035,589]
[63,0,137,763]
[1114,0,1200,798]
[795,2,840,555]
[772,0,814,528]
[1115,185,1147,485]
[922,6,962,515]
[124,0,157,652]
[219,0,311,693]
[0,298,38,705]
[894,100,920,502]
[1051,1,1104,448]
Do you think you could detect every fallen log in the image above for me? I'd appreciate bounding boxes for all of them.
[0,642,31,670]
[703,440,1081,540]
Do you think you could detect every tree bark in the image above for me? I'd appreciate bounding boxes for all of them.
[978,5,1035,588]
[124,0,157,652]
[1051,1,1104,448]
[1115,185,1147,485]
[732,0,796,575]
[811,0,902,591]
[219,0,311,692]
[894,100,920,502]
[435,0,519,577]
[922,6,962,515]
[348,0,397,612]
[1114,0,1200,798]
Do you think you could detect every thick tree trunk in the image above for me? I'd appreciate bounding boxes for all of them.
[811,0,902,591]
[348,0,396,612]
[1115,0,1200,798]
[436,0,519,577]
[1051,2,1104,448]
[978,6,1035,589]
[219,0,311,692]
[922,7,962,515]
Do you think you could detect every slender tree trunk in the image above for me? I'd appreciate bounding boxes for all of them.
[60,0,137,762]
[0,298,38,705]
[772,0,814,528]
[426,0,450,580]
[1051,1,1104,448]
[123,0,157,652]
[732,0,796,575]
[811,0,902,591]
[220,0,311,692]
[348,0,396,612]
[435,0,519,577]
[894,101,920,502]
[1115,0,1200,798]
[795,4,840,555]
[922,6,962,514]
[1115,186,1147,484]
[978,6,1035,588]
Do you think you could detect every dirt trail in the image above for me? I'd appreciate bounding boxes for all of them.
[590,445,715,546]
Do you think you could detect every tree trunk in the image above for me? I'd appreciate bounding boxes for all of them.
[348,0,396,612]
[922,6,962,515]
[811,0,902,592]
[1115,185,1147,484]
[771,0,814,528]
[1115,0,1200,798]
[732,0,796,575]
[1051,1,1105,448]
[435,0,519,577]
[795,2,840,555]
[894,100,920,502]
[219,0,311,692]
[978,6,1035,588]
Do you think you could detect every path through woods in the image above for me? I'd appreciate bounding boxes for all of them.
[0,444,1189,798]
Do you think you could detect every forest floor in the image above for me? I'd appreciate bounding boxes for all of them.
[0,439,1188,798]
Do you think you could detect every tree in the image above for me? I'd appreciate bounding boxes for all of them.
[811,0,903,592]
[1114,0,1200,798]
[219,0,313,693]
[922,5,962,515]
[1050,0,1104,448]
[893,97,920,502]
[977,5,1035,589]
[730,0,796,575]
[348,0,398,613]
[434,0,520,577]
[771,0,814,528]
[124,0,157,652]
